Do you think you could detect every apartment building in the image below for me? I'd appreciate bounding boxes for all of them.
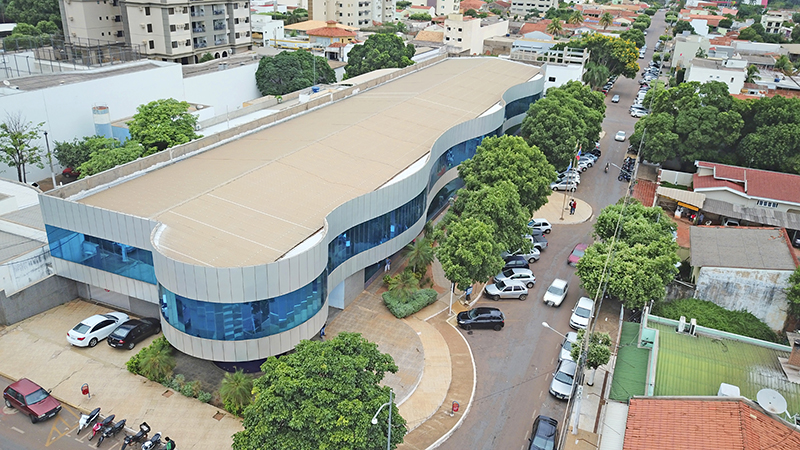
[509,0,557,17]
[444,14,508,55]
[60,0,125,41]
[761,11,793,35]
[407,0,458,16]
[309,0,395,27]
[61,0,253,64]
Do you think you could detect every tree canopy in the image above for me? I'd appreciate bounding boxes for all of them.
[619,28,645,49]
[255,50,336,96]
[76,140,144,178]
[786,266,800,317]
[555,34,639,78]
[5,0,61,29]
[520,81,605,169]
[576,201,679,309]
[570,330,612,370]
[54,135,119,169]
[672,20,695,36]
[436,216,505,288]
[127,98,200,155]
[0,112,43,183]
[345,34,415,79]
[232,332,405,450]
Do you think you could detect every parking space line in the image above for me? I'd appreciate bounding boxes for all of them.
[11,426,24,434]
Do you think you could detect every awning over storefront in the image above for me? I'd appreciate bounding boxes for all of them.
[656,186,706,210]
[702,198,800,230]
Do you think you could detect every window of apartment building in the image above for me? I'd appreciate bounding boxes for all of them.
[234,3,239,8]
[172,41,178,48]
[184,23,189,30]
[245,31,250,36]
[234,18,239,24]
[757,200,778,208]
[145,6,150,15]
[101,32,105,36]
[148,40,155,49]
[548,76,556,82]
[445,36,450,40]
[182,7,188,13]
[170,24,176,31]
[99,16,103,20]
[235,32,240,38]
[458,28,462,32]
[147,23,153,32]
[457,37,461,41]
[169,7,175,14]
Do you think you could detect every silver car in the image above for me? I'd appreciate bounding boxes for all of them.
[494,268,536,288]
[483,279,528,301]
[543,278,568,306]
[569,296,595,330]
[559,331,579,362]
[549,359,577,400]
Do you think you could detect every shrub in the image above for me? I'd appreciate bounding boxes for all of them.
[382,288,438,318]
[197,391,213,403]
[137,338,176,383]
[187,380,202,397]
[652,298,779,342]
[126,351,142,374]
[224,398,245,416]
[180,383,196,398]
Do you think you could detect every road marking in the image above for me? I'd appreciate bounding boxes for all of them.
[539,390,544,399]
[531,409,538,420]
[11,426,24,434]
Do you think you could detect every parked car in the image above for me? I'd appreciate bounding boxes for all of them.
[509,247,541,263]
[543,278,569,306]
[502,254,529,270]
[550,180,577,192]
[559,331,579,362]
[528,415,558,450]
[549,359,578,400]
[525,233,548,250]
[723,217,740,226]
[528,218,552,234]
[484,279,528,301]
[3,378,62,423]
[494,268,536,288]
[576,160,592,172]
[107,318,162,350]
[556,171,581,184]
[567,243,588,267]
[611,94,620,103]
[569,296,595,330]
[457,307,505,331]
[67,312,129,347]
[615,131,626,142]
[631,109,649,118]
[61,167,80,178]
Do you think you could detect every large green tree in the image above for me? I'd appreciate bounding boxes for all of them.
[673,20,695,36]
[436,217,504,289]
[619,28,645,49]
[786,265,800,316]
[54,136,119,169]
[127,98,200,155]
[255,50,336,96]
[0,113,43,183]
[76,140,144,178]
[5,0,60,29]
[583,61,610,89]
[344,34,415,79]
[599,12,614,30]
[233,333,405,450]
[458,135,556,214]
[555,34,639,78]
[454,181,532,256]
[521,81,605,169]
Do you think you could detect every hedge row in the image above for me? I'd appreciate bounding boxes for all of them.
[383,289,438,318]
[652,298,779,343]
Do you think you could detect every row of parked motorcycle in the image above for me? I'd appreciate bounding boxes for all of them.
[77,407,171,449]
[618,156,636,182]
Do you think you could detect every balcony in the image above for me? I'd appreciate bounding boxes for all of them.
[214,39,227,45]
[193,27,206,32]
[212,9,225,15]
[194,41,208,48]
[191,11,205,16]
[114,15,121,22]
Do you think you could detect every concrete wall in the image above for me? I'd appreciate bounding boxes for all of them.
[664,279,696,301]
[659,169,694,187]
[182,62,262,114]
[0,275,78,325]
[694,267,792,331]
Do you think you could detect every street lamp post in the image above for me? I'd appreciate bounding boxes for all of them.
[43,131,56,187]
[541,322,567,340]
[371,389,393,450]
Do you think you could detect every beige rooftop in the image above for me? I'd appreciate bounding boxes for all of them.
[80,58,539,267]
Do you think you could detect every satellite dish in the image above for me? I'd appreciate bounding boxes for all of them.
[2,80,9,86]
[757,388,788,415]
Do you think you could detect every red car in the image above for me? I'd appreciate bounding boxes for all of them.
[568,244,589,267]
[3,378,62,423]
[62,167,80,178]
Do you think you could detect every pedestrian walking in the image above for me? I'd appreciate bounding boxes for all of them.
[465,285,473,302]
[320,323,326,340]
[164,437,176,450]
[569,200,576,215]
[698,213,704,225]
[384,257,391,272]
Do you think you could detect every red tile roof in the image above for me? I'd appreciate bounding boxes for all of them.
[494,1,510,8]
[519,20,552,35]
[409,5,431,9]
[459,0,486,11]
[307,24,357,37]
[681,14,722,27]
[731,93,760,100]
[624,397,800,450]
[709,36,733,45]
[632,179,657,207]
[694,161,800,204]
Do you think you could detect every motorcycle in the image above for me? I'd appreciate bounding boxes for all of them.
[121,422,150,450]
[89,415,115,441]
[604,163,609,173]
[141,432,162,450]
[97,418,126,447]
[77,407,101,436]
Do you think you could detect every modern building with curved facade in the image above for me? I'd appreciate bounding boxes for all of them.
[40,57,545,363]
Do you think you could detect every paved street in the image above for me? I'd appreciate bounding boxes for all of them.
[0,374,128,450]
[440,12,668,450]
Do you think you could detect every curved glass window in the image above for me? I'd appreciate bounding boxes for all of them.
[427,178,465,222]
[159,271,326,341]
[45,225,156,284]
[505,93,542,120]
[427,126,503,191]
[328,190,426,273]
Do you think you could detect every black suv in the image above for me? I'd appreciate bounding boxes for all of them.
[528,415,558,450]
[457,307,504,331]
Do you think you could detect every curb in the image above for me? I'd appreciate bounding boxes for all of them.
[425,315,477,450]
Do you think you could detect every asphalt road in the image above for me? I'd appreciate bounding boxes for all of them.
[0,374,127,450]
[440,12,668,450]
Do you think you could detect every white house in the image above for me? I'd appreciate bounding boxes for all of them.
[685,58,746,94]
[252,14,286,47]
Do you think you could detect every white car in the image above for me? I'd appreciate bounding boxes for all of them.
[543,278,569,307]
[615,131,626,141]
[631,109,649,118]
[569,296,595,330]
[528,218,552,234]
[556,172,581,184]
[484,279,529,301]
[494,268,536,288]
[559,331,579,362]
[67,312,129,347]
[512,247,541,263]
[611,94,620,103]
[550,180,577,192]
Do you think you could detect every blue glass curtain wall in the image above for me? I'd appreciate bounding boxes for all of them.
[428,126,503,192]
[328,190,426,273]
[159,271,326,341]
[45,225,156,284]
[427,178,466,222]
[505,93,542,120]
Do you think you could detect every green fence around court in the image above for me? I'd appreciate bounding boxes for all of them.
[609,321,650,402]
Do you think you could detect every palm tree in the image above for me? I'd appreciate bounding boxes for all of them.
[599,12,614,30]
[745,64,761,83]
[546,19,564,37]
[139,345,176,383]
[774,55,800,89]
[406,237,434,274]
[220,369,253,416]
[583,61,610,89]
[568,10,584,26]
[387,269,419,300]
